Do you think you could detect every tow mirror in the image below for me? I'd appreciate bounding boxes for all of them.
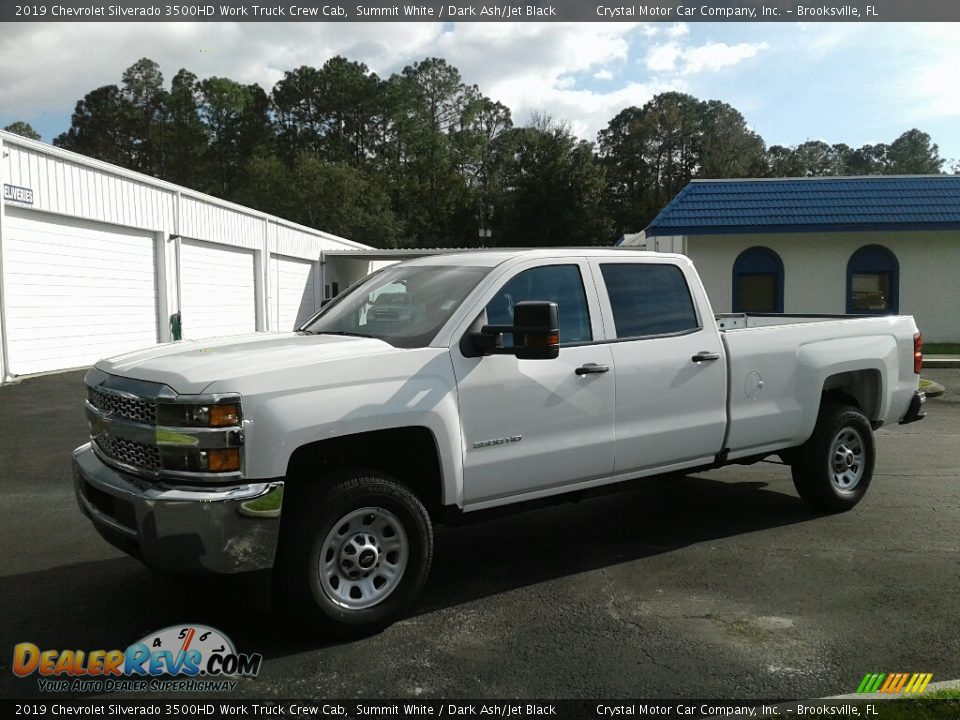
[511,301,560,359]
[470,300,560,360]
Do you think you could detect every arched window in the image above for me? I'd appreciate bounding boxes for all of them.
[732,247,784,313]
[847,245,899,314]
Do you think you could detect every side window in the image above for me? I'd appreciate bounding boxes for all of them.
[733,247,784,313]
[847,245,899,315]
[600,263,699,338]
[485,265,592,345]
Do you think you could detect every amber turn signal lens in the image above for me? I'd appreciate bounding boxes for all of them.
[209,403,240,427]
[206,448,240,472]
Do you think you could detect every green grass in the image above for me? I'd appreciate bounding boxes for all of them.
[924,343,960,355]
[924,689,960,699]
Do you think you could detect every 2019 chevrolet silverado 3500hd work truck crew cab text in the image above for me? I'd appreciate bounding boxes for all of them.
[73,249,926,635]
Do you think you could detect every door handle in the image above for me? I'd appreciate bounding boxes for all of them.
[575,363,610,375]
[691,351,721,363]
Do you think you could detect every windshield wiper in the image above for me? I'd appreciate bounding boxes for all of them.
[313,331,372,338]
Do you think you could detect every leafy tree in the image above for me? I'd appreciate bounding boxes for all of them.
[3,121,41,140]
[241,154,398,248]
[163,69,207,188]
[699,100,766,178]
[491,117,609,246]
[120,58,168,176]
[198,77,272,197]
[844,143,889,175]
[886,129,943,174]
[55,84,133,166]
[598,93,765,233]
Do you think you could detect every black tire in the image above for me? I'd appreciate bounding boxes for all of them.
[276,469,433,637]
[791,403,875,512]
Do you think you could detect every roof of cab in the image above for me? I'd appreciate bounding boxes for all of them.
[400,247,667,268]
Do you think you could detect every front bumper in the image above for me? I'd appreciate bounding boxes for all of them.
[899,390,927,425]
[72,443,283,574]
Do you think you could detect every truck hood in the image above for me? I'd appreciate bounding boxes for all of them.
[95,333,396,394]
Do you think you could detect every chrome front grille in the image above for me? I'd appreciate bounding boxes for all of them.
[93,434,162,472]
[88,388,157,425]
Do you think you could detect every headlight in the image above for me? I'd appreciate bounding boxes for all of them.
[157,402,242,428]
[154,400,243,474]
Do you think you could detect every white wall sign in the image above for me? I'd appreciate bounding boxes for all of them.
[3,184,34,204]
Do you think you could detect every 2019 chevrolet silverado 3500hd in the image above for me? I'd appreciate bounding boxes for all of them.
[73,249,926,635]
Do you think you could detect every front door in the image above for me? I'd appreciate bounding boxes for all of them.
[451,260,616,507]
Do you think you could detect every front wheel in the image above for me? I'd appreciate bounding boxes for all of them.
[791,404,876,512]
[276,470,433,637]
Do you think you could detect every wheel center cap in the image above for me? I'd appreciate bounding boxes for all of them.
[358,549,377,569]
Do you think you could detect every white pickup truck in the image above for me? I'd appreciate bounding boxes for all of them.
[73,249,926,635]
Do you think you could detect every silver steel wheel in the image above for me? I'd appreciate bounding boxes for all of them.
[318,507,409,610]
[829,426,865,493]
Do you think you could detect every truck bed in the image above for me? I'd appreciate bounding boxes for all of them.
[715,313,875,331]
[715,312,920,462]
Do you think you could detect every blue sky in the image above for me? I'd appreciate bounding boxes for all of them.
[1,22,958,167]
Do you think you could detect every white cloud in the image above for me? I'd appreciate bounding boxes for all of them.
[0,22,443,115]
[667,22,690,39]
[680,41,770,75]
[645,39,769,75]
[646,42,682,72]
[593,69,614,81]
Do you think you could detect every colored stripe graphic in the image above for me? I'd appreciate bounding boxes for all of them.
[857,672,932,694]
[904,673,933,693]
[881,673,909,693]
[857,673,886,693]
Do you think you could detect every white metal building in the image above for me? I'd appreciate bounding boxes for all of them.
[0,130,371,382]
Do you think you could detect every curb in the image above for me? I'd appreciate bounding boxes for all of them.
[921,380,946,398]
[923,358,960,368]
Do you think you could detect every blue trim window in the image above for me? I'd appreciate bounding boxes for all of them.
[847,245,899,314]
[733,247,784,313]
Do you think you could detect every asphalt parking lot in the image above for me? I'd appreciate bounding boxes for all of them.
[1,368,958,700]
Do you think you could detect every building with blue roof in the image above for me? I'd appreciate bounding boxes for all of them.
[629,175,960,341]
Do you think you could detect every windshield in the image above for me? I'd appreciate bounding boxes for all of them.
[303,265,491,348]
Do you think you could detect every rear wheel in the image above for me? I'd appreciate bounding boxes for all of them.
[791,404,875,512]
[276,470,433,637]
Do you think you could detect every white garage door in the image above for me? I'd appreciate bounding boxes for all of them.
[270,254,317,331]
[180,239,257,339]
[3,208,158,376]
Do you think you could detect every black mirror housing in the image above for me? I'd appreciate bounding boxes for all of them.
[463,301,560,359]
[512,301,560,360]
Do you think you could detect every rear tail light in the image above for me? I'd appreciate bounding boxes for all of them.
[913,332,922,375]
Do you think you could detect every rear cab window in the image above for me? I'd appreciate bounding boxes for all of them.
[598,263,700,339]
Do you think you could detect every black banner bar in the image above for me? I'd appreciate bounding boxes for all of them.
[6,0,960,23]
[4,698,960,719]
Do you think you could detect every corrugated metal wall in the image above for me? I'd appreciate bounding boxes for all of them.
[0,130,370,381]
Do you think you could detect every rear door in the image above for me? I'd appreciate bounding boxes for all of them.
[451,259,616,507]
[589,257,727,473]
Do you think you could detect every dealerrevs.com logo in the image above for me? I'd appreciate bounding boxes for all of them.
[12,624,262,693]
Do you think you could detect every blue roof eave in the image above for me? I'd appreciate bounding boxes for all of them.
[645,221,960,237]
